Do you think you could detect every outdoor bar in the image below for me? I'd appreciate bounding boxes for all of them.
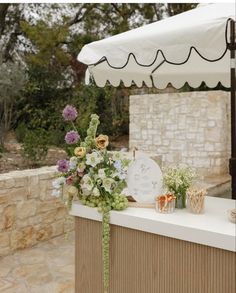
[70,196,236,293]
[72,3,236,293]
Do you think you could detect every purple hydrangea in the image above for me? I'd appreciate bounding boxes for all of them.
[62,105,78,121]
[65,131,80,144]
[57,159,69,172]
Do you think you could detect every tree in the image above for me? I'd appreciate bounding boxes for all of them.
[167,3,197,17]
[0,4,23,62]
[0,3,197,147]
[0,55,25,145]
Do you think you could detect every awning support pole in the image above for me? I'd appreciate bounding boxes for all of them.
[229,20,236,200]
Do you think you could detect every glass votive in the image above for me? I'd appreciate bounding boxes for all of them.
[156,194,176,213]
[186,188,206,214]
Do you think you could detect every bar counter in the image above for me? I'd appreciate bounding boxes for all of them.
[70,196,236,293]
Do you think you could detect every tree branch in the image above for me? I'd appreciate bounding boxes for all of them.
[111,4,121,15]
[0,4,10,36]
[2,5,23,62]
[152,4,161,21]
[68,4,96,26]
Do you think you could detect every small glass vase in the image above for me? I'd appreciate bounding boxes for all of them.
[175,193,186,209]
[186,188,206,214]
[155,194,176,213]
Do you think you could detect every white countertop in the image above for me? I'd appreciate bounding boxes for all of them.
[70,196,236,252]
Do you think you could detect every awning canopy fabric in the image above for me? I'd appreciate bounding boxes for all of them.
[77,3,234,89]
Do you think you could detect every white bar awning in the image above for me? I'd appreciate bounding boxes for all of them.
[78,3,234,89]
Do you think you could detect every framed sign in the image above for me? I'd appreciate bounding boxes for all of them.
[126,153,163,203]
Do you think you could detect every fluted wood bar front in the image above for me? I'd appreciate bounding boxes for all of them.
[71,197,236,293]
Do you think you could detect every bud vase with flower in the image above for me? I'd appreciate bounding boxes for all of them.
[163,167,195,209]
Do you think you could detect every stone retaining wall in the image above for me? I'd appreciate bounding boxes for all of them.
[0,147,67,174]
[0,166,73,257]
[129,91,230,177]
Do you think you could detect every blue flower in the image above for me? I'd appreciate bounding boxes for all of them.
[114,160,122,170]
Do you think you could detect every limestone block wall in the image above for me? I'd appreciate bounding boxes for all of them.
[0,166,73,257]
[129,91,230,177]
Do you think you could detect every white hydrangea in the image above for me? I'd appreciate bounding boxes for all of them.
[69,156,78,170]
[102,177,115,193]
[112,151,124,161]
[92,187,100,197]
[52,177,66,189]
[52,189,61,198]
[81,174,93,192]
[98,168,106,179]
[86,152,103,167]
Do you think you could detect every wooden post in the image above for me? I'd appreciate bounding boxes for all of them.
[229,20,236,199]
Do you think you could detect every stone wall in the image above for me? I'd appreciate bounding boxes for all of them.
[0,166,73,257]
[129,91,230,177]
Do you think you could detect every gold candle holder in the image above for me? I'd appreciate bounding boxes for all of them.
[186,188,206,214]
[156,194,176,213]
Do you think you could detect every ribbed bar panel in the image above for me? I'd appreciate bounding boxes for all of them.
[75,217,236,293]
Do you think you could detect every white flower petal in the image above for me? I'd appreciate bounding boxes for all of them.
[52,189,61,197]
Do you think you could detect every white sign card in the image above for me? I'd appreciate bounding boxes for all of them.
[126,153,163,203]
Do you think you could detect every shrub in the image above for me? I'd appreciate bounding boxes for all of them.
[47,129,65,147]
[22,129,48,166]
[15,122,28,143]
[0,144,3,158]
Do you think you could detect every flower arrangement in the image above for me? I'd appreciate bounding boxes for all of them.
[52,105,130,292]
[163,167,195,208]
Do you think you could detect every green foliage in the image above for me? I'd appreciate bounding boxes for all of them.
[15,122,28,142]
[70,85,101,139]
[22,129,48,166]
[15,64,72,145]
[70,85,128,139]
[47,129,65,146]
[0,143,3,157]
[14,4,170,146]
[15,81,120,148]
[1,3,197,149]
[21,20,70,69]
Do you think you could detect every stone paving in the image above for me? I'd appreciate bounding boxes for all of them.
[0,232,74,293]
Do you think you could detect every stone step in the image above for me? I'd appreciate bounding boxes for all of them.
[197,174,231,197]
